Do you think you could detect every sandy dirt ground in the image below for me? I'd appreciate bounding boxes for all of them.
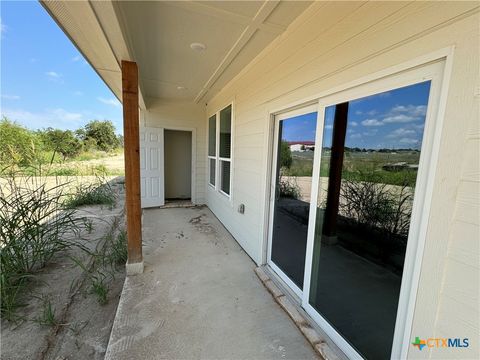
[70,153,125,173]
[1,178,126,360]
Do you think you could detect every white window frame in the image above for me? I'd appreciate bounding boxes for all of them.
[207,114,217,189]
[208,102,234,198]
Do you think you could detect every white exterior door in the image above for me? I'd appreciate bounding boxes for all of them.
[140,127,164,208]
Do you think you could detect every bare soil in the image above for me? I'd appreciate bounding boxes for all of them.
[69,153,125,174]
[1,178,126,360]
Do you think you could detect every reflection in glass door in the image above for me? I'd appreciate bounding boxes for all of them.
[308,81,432,359]
[269,108,317,292]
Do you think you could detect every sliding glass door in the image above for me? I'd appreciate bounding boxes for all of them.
[269,61,445,359]
[308,81,432,360]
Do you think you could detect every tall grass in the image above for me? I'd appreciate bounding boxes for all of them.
[0,175,84,319]
[65,177,116,208]
[70,218,127,305]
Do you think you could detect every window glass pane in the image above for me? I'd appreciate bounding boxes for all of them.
[271,112,317,289]
[220,105,232,158]
[309,81,431,360]
[208,115,216,157]
[220,160,230,194]
[209,158,216,186]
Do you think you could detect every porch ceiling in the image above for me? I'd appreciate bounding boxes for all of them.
[42,1,312,107]
[114,1,311,104]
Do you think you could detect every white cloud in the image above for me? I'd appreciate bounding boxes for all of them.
[382,104,427,123]
[50,108,83,122]
[350,133,362,139]
[361,119,383,127]
[46,71,61,78]
[399,138,420,145]
[383,114,417,123]
[73,91,83,96]
[391,105,427,116]
[72,55,81,62]
[363,129,378,136]
[1,94,20,100]
[324,124,333,130]
[350,121,358,127]
[386,128,416,138]
[0,18,7,34]
[355,110,363,115]
[45,71,64,83]
[1,107,84,129]
[97,97,121,107]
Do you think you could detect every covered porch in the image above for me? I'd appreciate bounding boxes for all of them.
[105,206,322,359]
[41,1,480,359]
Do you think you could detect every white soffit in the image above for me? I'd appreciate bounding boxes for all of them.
[114,0,313,103]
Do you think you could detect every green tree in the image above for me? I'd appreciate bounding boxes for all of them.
[84,120,119,151]
[117,134,124,148]
[0,117,39,167]
[280,141,292,169]
[39,128,82,160]
[74,128,86,141]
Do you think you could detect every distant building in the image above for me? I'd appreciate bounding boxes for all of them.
[287,141,315,152]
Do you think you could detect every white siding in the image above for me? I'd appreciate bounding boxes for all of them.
[143,100,206,204]
[205,2,479,359]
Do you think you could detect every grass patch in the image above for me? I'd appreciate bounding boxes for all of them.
[90,276,109,305]
[109,230,128,266]
[45,164,124,177]
[283,150,420,187]
[65,179,116,208]
[36,297,57,326]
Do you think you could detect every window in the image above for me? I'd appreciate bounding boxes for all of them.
[208,104,232,196]
[208,115,216,186]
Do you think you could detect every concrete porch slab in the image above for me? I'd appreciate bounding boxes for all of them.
[105,206,319,359]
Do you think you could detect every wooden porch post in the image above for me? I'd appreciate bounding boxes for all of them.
[122,60,143,274]
[322,102,349,240]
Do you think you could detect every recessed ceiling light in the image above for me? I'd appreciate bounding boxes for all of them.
[177,86,186,91]
[190,42,207,52]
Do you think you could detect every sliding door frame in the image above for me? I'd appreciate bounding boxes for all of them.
[263,47,453,360]
[267,103,319,298]
[303,60,447,359]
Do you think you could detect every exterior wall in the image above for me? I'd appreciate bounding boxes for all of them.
[205,1,479,358]
[143,99,206,204]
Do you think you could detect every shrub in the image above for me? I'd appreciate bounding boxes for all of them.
[278,177,301,199]
[339,171,413,240]
[279,140,292,169]
[0,118,40,169]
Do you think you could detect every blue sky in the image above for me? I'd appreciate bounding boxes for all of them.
[282,81,431,150]
[1,1,122,134]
